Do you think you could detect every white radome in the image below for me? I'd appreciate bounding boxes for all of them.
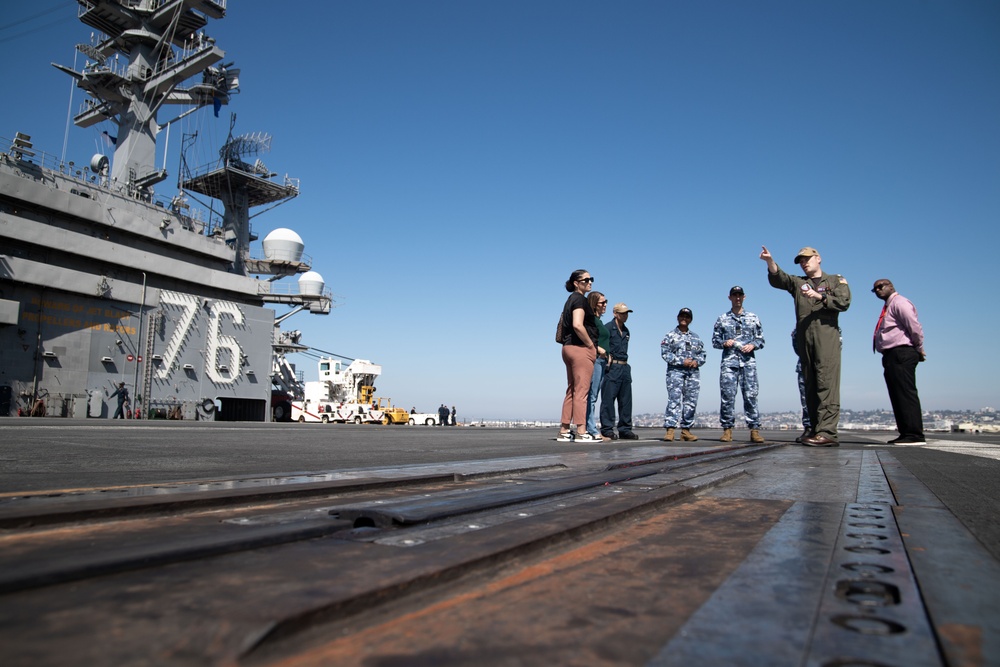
[298,271,325,295]
[262,228,304,262]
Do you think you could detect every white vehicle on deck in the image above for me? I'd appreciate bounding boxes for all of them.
[407,412,440,426]
[290,400,385,424]
[328,401,387,424]
[288,358,409,424]
[290,358,380,423]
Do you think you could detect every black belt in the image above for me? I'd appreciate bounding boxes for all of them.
[609,359,628,365]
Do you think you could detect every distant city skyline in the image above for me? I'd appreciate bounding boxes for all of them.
[466,406,999,426]
[458,406,999,424]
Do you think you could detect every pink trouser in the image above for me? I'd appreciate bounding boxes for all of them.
[561,344,596,430]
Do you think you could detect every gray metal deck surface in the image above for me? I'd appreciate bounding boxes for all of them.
[0,423,997,666]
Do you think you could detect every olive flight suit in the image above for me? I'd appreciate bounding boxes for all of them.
[768,268,851,441]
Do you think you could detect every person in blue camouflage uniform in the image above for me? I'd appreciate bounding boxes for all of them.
[661,308,706,441]
[792,328,810,442]
[712,286,766,443]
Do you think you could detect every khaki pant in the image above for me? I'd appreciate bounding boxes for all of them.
[561,344,596,429]
[797,322,841,439]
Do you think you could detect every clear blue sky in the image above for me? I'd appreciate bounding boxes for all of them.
[3,1,998,421]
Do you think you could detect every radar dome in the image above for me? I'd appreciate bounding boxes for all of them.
[262,228,304,262]
[298,271,325,295]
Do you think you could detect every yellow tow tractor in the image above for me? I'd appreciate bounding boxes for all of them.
[374,397,410,425]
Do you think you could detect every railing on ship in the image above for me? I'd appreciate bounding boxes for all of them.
[79,0,228,18]
[251,248,315,269]
[73,28,228,88]
[259,280,335,314]
[258,279,332,300]
[182,157,301,197]
[77,0,229,84]
[2,134,224,239]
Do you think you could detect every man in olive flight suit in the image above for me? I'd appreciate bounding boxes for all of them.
[760,246,851,447]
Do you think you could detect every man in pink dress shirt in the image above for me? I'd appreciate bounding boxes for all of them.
[872,279,926,445]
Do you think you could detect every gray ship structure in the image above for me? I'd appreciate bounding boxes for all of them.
[0,0,330,421]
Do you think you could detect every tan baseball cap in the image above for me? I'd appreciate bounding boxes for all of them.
[613,303,633,314]
[794,247,819,263]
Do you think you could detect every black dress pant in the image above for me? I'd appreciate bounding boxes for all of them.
[881,346,924,439]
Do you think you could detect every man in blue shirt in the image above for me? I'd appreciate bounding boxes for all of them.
[108,382,130,420]
[600,303,636,440]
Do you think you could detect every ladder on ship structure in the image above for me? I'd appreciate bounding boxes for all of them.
[140,311,160,419]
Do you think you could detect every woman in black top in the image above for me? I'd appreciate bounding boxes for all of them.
[558,269,599,441]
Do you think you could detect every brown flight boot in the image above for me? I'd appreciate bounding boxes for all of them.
[720,428,733,442]
[680,429,698,441]
[750,429,764,443]
[662,428,675,442]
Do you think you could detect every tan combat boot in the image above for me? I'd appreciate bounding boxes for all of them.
[662,428,675,442]
[720,428,733,442]
[680,429,698,441]
[750,429,764,443]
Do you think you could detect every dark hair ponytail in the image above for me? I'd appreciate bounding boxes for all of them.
[565,269,588,292]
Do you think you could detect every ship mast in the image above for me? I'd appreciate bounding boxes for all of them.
[181,120,302,276]
[53,0,232,197]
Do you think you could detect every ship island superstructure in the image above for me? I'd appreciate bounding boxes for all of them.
[0,0,331,420]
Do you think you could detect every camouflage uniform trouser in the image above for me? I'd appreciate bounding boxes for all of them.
[664,367,700,429]
[719,363,760,429]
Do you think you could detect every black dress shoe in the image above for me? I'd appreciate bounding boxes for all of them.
[801,435,838,447]
[795,430,812,444]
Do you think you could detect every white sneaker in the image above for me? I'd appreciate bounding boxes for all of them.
[576,433,598,442]
[556,431,574,442]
